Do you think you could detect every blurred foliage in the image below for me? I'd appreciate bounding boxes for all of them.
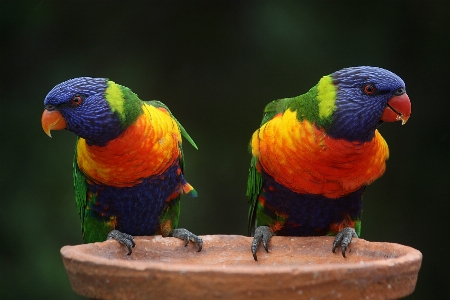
[1,1,449,299]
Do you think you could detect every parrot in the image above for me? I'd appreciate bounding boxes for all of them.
[247,66,411,261]
[41,77,202,255]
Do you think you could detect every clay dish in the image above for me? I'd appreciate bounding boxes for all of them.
[61,235,422,299]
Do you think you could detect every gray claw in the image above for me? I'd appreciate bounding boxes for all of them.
[251,226,273,261]
[332,227,358,258]
[107,229,136,255]
[171,228,203,252]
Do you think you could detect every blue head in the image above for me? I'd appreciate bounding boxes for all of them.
[42,77,140,146]
[327,66,411,142]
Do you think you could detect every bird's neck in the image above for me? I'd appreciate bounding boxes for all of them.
[76,104,182,187]
[252,109,389,198]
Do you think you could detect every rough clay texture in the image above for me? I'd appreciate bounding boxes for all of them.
[60,235,422,300]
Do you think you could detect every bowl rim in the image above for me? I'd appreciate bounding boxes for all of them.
[61,235,423,276]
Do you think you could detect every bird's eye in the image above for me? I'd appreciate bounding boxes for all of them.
[363,84,376,95]
[45,104,56,111]
[394,88,406,96]
[71,95,83,106]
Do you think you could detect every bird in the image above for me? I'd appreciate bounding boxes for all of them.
[247,66,411,261]
[41,77,202,255]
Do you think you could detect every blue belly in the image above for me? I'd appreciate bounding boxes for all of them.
[87,163,182,236]
[259,172,364,236]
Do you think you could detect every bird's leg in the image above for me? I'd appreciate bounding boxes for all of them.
[251,226,274,261]
[332,227,358,258]
[170,228,203,252]
[107,230,136,255]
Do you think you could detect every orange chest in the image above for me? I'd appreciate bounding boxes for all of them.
[76,105,181,187]
[252,110,389,198]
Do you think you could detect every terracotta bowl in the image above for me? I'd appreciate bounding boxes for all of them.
[61,235,422,300]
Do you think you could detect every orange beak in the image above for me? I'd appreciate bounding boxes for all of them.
[41,110,67,137]
[380,93,411,125]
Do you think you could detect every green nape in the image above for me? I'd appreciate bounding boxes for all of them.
[261,75,337,129]
[316,75,337,120]
[105,81,142,128]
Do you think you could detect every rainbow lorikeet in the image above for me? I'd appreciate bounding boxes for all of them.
[41,77,202,255]
[247,66,411,260]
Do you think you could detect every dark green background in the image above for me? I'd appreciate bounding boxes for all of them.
[1,1,449,299]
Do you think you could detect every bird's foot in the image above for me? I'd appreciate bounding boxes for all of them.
[332,227,358,258]
[251,226,274,261]
[170,228,203,252]
[107,229,136,255]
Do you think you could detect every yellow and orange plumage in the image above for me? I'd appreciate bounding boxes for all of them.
[77,104,183,187]
[252,109,389,199]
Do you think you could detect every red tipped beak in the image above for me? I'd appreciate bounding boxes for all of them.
[41,110,66,137]
[381,93,411,125]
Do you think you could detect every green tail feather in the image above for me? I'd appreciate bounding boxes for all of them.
[186,188,198,198]
[246,156,263,236]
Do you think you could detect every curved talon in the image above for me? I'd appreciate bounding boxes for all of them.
[342,247,347,258]
[251,234,262,261]
[251,226,273,261]
[171,228,203,252]
[332,227,357,258]
[262,239,270,253]
[107,229,136,255]
[183,233,190,247]
[195,238,203,252]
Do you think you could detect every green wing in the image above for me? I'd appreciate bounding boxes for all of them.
[73,138,114,243]
[73,138,86,226]
[246,98,292,236]
[246,155,263,236]
[73,138,87,237]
